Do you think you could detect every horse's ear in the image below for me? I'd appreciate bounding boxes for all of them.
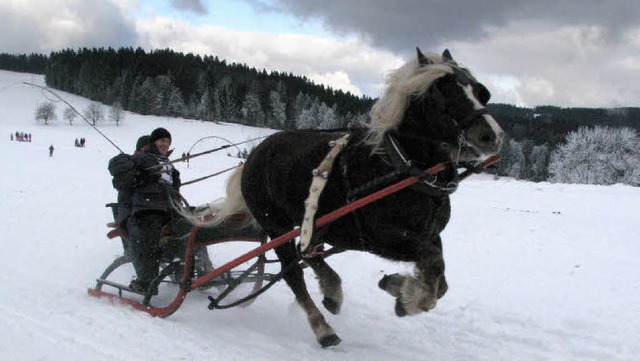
[442,49,454,62]
[417,47,432,65]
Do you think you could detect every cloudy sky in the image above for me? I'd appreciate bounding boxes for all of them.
[2,0,639,108]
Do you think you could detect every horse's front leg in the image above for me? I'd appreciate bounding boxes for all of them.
[304,255,343,315]
[274,242,342,347]
[378,236,447,316]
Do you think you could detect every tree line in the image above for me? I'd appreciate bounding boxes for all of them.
[38,47,374,130]
[488,104,640,185]
[2,49,639,186]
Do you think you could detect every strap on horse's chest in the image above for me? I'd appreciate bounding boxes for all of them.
[299,133,351,255]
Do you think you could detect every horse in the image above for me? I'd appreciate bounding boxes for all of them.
[190,48,504,347]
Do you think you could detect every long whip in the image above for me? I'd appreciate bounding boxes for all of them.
[23,82,124,153]
[147,136,268,170]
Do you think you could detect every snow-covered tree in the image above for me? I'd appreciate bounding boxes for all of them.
[268,90,287,129]
[108,101,124,126]
[529,144,550,182]
[35,102,56,125]
[216,77,239,123]
[508,139,525,179]
[318,103,339,130]
[196,88,214,122]
[135,77,156,115]
[241,91,265,126]
[549,126,640,186]
[166,88,186,117]
[63,107,77,126]
[84,102,104,126]
[153,75,173,115]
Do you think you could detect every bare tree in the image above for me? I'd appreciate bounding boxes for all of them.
[84,102,104,126]
[35,102,56,125]
[109,101,124,126]
[63,107,77,126]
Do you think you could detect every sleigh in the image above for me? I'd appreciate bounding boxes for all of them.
[88,202,278,316]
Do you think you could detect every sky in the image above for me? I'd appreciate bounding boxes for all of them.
[0,69,638,360]
[1,0,640,108]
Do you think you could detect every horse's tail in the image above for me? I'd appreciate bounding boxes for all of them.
[177,164,259,229]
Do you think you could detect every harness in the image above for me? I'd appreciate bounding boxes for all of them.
[298,129,463,256]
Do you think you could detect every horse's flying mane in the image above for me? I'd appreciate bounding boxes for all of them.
[366,51,457,147]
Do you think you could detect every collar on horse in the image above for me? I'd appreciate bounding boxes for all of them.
[382,131,459,197]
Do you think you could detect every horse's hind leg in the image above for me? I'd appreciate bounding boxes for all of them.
[304,256,343,315]
[274,241,341,347]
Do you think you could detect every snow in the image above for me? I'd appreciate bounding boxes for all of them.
[0,69,638,360]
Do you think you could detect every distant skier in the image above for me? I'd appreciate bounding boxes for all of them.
[49,144,54,157]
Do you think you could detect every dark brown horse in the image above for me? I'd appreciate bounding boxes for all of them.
[190,49,504,347]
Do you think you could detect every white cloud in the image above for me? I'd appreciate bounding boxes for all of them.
[309,70,361,96]
[135,16,403,97]
[446,22,640,107]
[0,0,137,53]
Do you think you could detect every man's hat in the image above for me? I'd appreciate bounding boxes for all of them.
[135,135,150,151]
[150,127,171,143]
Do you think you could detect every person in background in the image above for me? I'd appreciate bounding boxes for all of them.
[49,144,54,157]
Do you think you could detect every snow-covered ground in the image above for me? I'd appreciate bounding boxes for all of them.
[0,70,638,360]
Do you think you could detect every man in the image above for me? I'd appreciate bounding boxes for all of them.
[124,127,184,292]
[109,128,212,293]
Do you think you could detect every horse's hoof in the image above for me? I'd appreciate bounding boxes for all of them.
[394,299,408,317]
[322,297,341,315]
[378,274,391,290]
[379,273,403,297]
[319,334,342,348]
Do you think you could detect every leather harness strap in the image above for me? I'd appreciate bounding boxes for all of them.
[299,133,351,254]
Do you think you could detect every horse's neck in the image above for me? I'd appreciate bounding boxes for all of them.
[392,130,450,167]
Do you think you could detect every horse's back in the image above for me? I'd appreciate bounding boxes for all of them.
[241,130,343,230]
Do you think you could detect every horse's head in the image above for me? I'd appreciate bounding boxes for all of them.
[369,48,504,165]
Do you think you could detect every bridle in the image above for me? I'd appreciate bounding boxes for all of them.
[379,71,492,197]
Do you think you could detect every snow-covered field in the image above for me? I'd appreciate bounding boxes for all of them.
[0,70,638,360]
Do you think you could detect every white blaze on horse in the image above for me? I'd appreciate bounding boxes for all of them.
[187,48,504,347]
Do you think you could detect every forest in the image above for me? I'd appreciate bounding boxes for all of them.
[1,49,638,185]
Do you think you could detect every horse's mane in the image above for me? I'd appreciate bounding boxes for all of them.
[366,51,457,147]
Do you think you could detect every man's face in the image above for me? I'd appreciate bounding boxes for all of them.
[154,137,171,156]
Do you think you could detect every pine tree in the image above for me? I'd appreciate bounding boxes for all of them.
[166,88,186,117]
[508,140,525,179]
[529,144,550,182]
[241,91,265,126]
[268,90,287,129]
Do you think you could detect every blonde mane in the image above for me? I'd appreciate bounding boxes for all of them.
[366,51,456,147]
